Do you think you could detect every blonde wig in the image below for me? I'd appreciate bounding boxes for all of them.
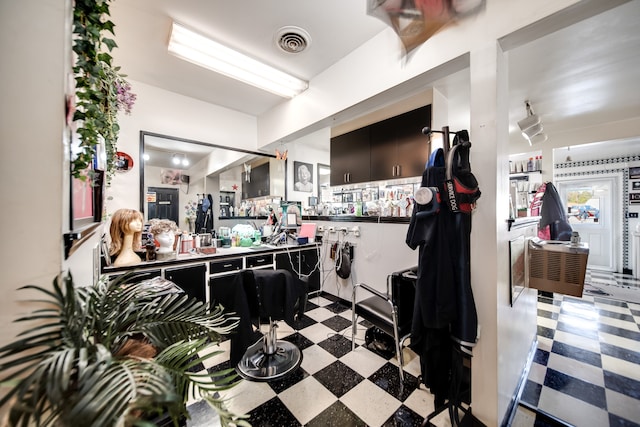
[109,209,144,256]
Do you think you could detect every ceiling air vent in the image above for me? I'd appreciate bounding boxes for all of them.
[275,26,311,54]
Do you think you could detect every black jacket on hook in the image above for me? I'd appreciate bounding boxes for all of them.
[405,133,481,405]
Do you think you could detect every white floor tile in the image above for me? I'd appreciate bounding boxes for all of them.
[597,314,640,332]
[537,386,609,427]
[602,354,640,382]
[304,306,337,322]
[340,380,402,427]
[278,376,338,425]
[605,388,640,424]
[404,386,436,418]
[224,379,276,416]
[300,344,337,375]
[598,331,640,353]
[527,362,547,385]
[552,330,601,353]
[537,316,558,330]
[537,336,553,352]
[594,302,632,315]
[340,345,387,378]
[547,352,605,387]
[510,406,536,427]
[298,322,339,343]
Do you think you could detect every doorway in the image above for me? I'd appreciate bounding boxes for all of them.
[557,177,619,271]
[147,187,179,225]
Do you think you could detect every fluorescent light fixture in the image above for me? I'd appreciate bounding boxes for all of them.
[168,22,308,98]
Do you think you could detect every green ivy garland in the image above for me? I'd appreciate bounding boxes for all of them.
[71,0,135,184]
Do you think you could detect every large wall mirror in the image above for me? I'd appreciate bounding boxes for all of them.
[139,131,287,232]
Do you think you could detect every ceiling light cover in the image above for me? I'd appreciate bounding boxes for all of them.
[518,114,541,132]
[168,22,308,98]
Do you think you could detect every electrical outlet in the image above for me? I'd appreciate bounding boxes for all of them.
[328,226,335,233]
[629,212,639,218]
[317,225,325,232]
[351,226,360,237]
[340,227,348,233]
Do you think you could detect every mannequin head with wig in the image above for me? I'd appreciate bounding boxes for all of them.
[109,208,144,256]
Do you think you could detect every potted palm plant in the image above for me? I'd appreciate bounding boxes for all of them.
[0,272,249,427]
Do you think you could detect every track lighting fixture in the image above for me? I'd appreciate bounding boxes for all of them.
[518,100,547,145]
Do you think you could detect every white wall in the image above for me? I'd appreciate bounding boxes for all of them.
[0,0,70,351]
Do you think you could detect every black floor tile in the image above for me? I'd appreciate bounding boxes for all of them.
[247,396,302,427]
[317,333,353,358]
[520,380,543,407]
[537,309,559,320]
[533,348,550,366]
[598,323,640,342]
[608,412,640,427]
[604,370,640,400]
[283,331,315,351]
[537,325,555,340]
[322,314,353,332]
[369,362,419,401]
[324,301,351,314]
[600,342,640,366]
[294,313,318,330]
[550,341,602,368]
[543,368,607,409]
[306,400,367,427]
[382,404,424,426]
[596,308,636,323]
[314,360,364,398]
[555,320,600,341]
[267,366,309,394]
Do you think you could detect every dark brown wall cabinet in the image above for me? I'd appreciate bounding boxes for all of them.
[330,127,371,186]
[370,105,431,181]
[330,105,431,186]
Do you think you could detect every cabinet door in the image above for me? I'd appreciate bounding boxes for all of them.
[300,248,320,294]
[395,105,431,178]
[330,127,370,185]
[370,105,431,181]
[165,264,206,303]
[369,119,399,181]
[276,251,300,275]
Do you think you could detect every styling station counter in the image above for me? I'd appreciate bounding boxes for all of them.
[100,243,321,307]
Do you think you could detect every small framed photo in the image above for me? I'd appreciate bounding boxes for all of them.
[632,181,640,191]
[630,193,640,204]
[630,167,640,179]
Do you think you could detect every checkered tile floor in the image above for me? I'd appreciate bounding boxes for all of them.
[514,271,640,427]
[187,270,640,427]
[187,293,463,427]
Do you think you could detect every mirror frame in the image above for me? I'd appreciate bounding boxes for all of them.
[317,163,330,206]
[139,130,287,218]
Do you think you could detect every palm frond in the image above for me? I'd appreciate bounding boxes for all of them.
[0,272,245,427]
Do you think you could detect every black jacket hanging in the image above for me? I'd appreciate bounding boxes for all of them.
[406,132,481,405]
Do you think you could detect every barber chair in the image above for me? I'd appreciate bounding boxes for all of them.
[351,267,417,382]
[236,269,306,381]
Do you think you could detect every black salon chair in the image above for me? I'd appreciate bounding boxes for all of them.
[351,267,417,382]
[236,269,307,381]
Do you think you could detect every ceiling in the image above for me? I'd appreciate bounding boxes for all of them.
[110,1,640,156]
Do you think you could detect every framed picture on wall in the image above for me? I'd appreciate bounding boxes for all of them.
[630,167,640,179]
[633,181,640,191]
[630,193,640,204]
[294,161,313,192]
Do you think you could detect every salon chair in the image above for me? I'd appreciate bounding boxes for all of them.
[235,269,307,381]
[351,267,417,382]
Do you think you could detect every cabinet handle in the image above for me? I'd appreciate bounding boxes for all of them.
[347,173,351,182]
[223,263,232,268]
[396,165,401,176]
